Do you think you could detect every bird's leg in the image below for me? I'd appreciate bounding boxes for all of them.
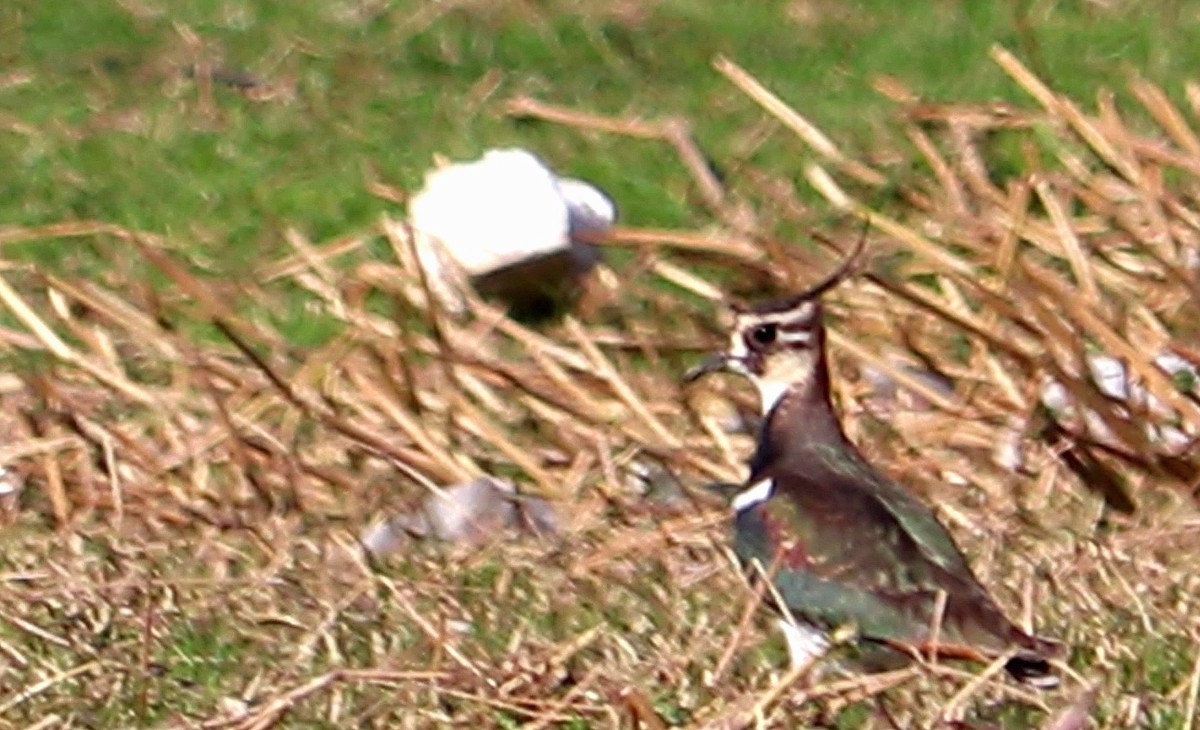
[778,620,830,673]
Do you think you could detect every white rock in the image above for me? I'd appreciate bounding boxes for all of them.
[1086,354,1130,400]
[1038,350,1198,455]
[0,465,21,497]
[360,476,559,557]
[408,148,615,312]
[558,176,618,234]
[1155,351,1198,383]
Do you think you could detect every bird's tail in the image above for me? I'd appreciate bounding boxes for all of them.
[1005,653,1058,688]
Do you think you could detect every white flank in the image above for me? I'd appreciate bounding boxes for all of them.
[778,620,830,671]
[731,478,774,511]
[1022,672,1060,690]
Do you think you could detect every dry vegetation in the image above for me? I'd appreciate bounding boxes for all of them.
[1,47,1199,728]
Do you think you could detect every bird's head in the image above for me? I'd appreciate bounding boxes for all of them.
[685,233,864,416]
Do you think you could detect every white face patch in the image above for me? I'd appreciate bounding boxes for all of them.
[757,347,817,415]
[779,330,811,345]
[783,301,816,325]
[755,380,790,415]
[731,316,815,414]
[727,328,749,359]
[731,478,774,511]
[721,304,822,415]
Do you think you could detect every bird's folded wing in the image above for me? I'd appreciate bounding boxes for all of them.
[734,462,1001,646]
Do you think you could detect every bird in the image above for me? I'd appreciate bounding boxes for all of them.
[685,238,1062,688]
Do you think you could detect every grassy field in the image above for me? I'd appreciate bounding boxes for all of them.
[6,0,1200,265]
[2,0,1200,728]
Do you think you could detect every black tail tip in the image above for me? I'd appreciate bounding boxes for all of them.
[1006,655,1059,689]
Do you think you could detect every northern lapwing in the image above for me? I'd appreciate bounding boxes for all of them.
[686,239,1062,687]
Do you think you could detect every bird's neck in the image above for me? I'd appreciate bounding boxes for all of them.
[749,349,857,479]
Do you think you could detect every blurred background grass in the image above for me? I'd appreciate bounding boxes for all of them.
[2,3,1200,726]
[4,0,1200,283]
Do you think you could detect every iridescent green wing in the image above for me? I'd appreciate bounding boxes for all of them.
[733,460,997,647]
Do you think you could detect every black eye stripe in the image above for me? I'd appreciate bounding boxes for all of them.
[738,305,817,345]
[760,320,812,337]
[742,316,811,328]
[748,324,777,346]
[743,326,811,351]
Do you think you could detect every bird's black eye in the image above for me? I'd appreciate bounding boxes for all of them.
[750,324,777,346]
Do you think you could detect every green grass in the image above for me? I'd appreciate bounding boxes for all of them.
[4,0,1199,352]
[6,0,1200,282]
[3,2,1200,727]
